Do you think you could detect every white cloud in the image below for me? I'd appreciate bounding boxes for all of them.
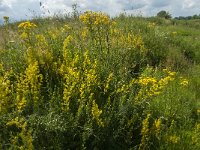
[0,0,200,23]
[183,0,200,9]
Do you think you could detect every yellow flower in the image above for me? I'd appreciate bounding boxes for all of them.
[63,35,73,50]
[0,71,12,114]
[80,11,111,27]
[171,31,177,36]
[148,22,156,28]
[168,135,180,144]
[111,21,117,26]
[139,113,151,150]
[141,113,151,135]
[64,24,71,31]
[92,100,104,127]
[104,73,113,93]
[138,77,157,86]
[18,21,37,30]
[6,117,34,149]
[20,32,28,39]
[168,71,176,77]
[154,118,161,138]
[135,68,178,101]
[180,78,189,86]
[81,27,88,39]
[16,61,42,112]
[36,34,48,48]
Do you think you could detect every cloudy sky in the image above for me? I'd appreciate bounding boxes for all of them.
[0,0,200,23]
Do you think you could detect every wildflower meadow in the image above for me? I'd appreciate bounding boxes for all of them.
[0,11,200,149]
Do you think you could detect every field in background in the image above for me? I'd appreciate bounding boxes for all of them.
[0,12,200,149]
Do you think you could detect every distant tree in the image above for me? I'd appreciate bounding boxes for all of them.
[186,16,192,20]
[192,14,200,19]
[174,14,200,20]
[175,16,188,20]
[193,14,198,19]
[157,10,172,19]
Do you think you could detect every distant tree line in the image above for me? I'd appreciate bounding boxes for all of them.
[156,10,200,20]
[174,14,200,20]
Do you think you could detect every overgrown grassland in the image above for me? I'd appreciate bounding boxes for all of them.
[0,12,200,149]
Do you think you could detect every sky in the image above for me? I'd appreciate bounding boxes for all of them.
[0,0,200,23]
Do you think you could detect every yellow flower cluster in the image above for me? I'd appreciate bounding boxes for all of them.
[20,32,28,39]
[117,32,146,54]
[0,79,11,112]
[141,113,151,135]
[138,77,157,86]
[79,11,117,53]
[18,21,37,45]
[92,100,104,127]
[18,21,37,30]
[63,65,80,111]
[139,113,151,150]
[136,68,176,100]
[180,78,189,86]
[6,117,33,150]
[48,30,58,40]
[133,36,146,52]
[62,24,71,32]
[171,31,177,37]
[16,61,43,112]
[192,123,200,145]
[61,35,99,110]
[62,51,99,111]
[54,27,65,37]
[63,35,73,50]
[60,35,106,127]
[0,68,12,114]
[80,27,89,39]
[168,135,180,144]
[148,22,156,28]
[116,79,135,95]
[80,11,112,26]
[36,34,48,48]
[154,118,161,138]
[104,73,113,93]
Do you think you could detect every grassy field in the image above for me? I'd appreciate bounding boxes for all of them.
[0,12,200,149]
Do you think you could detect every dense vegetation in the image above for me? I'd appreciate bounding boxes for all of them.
[156,10,172,19]
[0,12,200,149]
